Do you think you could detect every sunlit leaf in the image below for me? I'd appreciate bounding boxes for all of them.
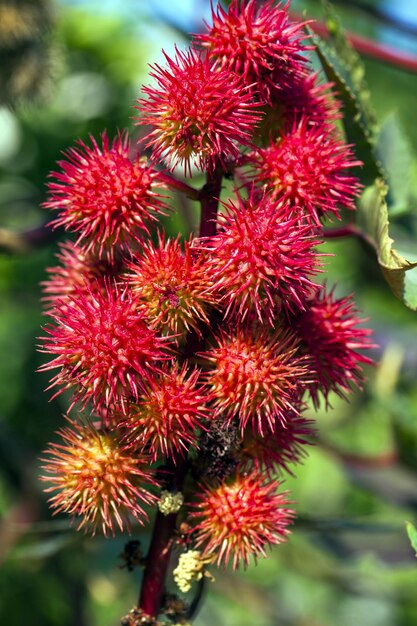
[376,114,415,216]
[357,180,417,310]
[405,521,417,557]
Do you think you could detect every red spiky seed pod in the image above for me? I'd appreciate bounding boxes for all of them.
[136,47,261,175]
[256,73,341,143]
[41,419,157,536]
[125,234,218,337]
[241,413,314,476]
[44,131,167,259]
[39,283,171,414]
[252,117,362,225]
[190,472,294,568]
[41,241,120,311]
[121,365,210,460]
[277,73,341,128]
[202,324,313,435]
[293,287,374,405]
[196,0,309,103]
[208,191,321,321]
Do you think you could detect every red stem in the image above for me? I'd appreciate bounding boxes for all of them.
[138,511,177,617]
[291,11,417,74]
[323,223,374,248]
[198,164,224,238]
[137,165,224,620]
[138,456,185,617]
[158,171,200,201]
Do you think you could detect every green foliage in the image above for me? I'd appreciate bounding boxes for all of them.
[310,0,382,186]
[357,180,417,310]
[312,1,417,310]
[376,114,416,217]
[392,388,417,472]
[405,522,417,557]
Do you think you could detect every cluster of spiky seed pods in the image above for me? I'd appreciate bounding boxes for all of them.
[39,0,374,612]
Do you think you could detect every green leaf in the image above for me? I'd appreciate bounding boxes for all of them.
[405,521,417,557]
[321,0,375,114]
[392,403,417,474]
[309,1,383,186]
[12,534,73,560]
[376,114,415,216]
[357,179,417,309]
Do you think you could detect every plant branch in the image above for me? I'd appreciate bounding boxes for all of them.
[138,509,180,617]
[138,458,187,620]
[158,172,200,201]
[198,164,224,238]
[323,223,374,248]
[315,0,417,40]
[0,223,56,254]
[137,165,224,620]
[317,436,398,468]
[294,11,417,74]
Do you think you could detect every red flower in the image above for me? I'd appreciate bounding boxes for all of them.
[125,234,218,338]
[121,365,209,460]
[41,419,157,536]
[293,288,375,405]
[252,118,362,225]
[39,283,171,413]
[41,241,119,311]
[196,0,309,103]
[44,131,167,259]
[208,191,321,321]
[136,47,260,175]
[190,473,294,568]
[241,414,314,476]
[202,324,313,435]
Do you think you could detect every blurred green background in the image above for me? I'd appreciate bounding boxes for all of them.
[1,1,417,624]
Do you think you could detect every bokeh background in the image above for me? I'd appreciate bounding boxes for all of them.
[1,0,417,624]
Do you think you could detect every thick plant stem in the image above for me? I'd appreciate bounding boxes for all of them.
[138,509,180,618]
[138,458,187,619]
[198,164,224,238]
[137,165,224,621]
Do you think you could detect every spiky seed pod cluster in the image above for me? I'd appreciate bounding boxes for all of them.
[120,365,210,460]
[41,419,157,536]
[202,325,312,435]
[125,234,218,338]
[40,282,171,414]
[275,72,342,128]
[44,132,168,259]
[252,117,362,226]
[137,47,262,175]
[196,0,310,103]
[39,0,374,583]
[190,473,294,568]
[292,288,375,406]
[41,241,120,310]
[241,414,314,476]
[207,190,322,321]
